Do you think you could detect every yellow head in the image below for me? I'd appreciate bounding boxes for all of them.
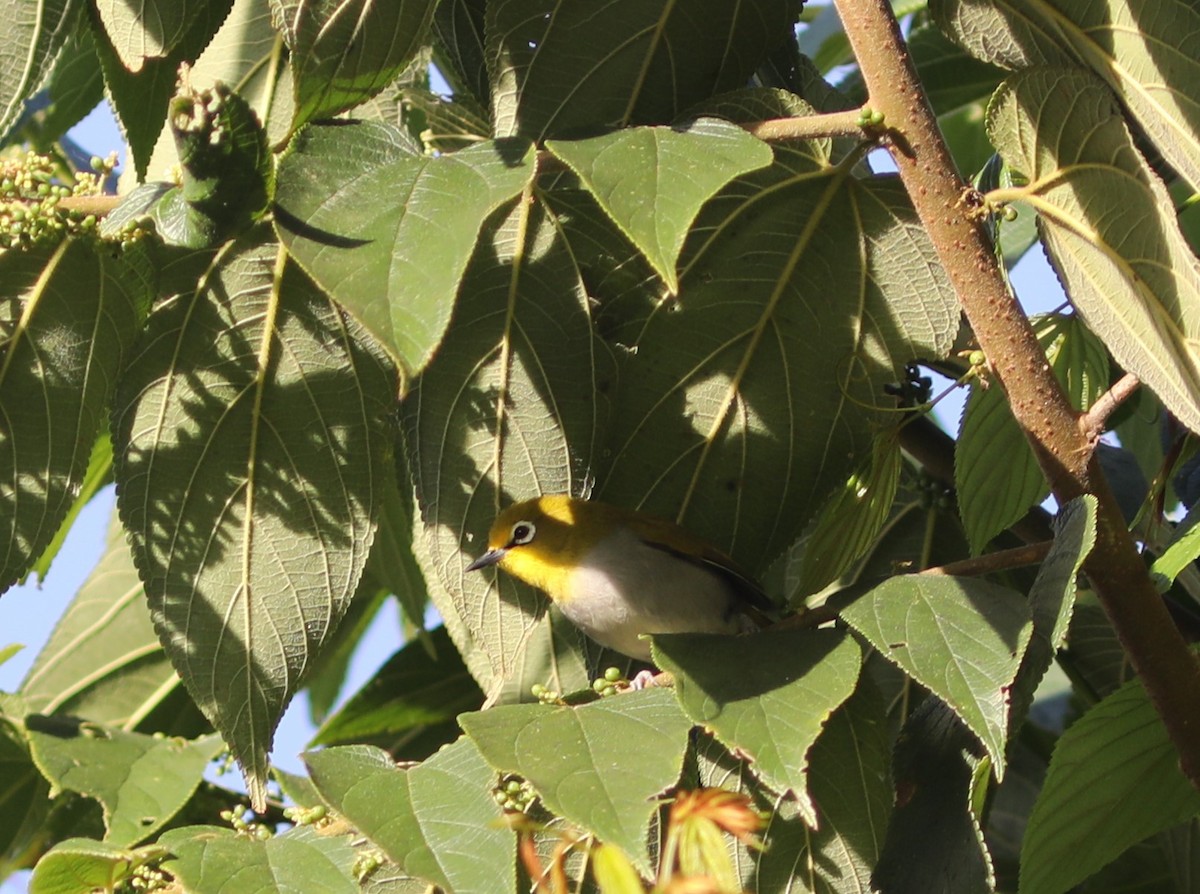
[465,495,614,602]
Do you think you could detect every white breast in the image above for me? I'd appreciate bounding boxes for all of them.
[560,527,744,661]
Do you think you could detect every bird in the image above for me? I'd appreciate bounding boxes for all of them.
[466,494,772,662]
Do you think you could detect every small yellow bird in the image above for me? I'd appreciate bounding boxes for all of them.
[466,495,772,661]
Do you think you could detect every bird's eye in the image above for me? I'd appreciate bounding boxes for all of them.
[510,521,536,545]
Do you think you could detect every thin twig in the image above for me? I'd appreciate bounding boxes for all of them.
[1080,372,1140,442]
[743,110,870,142]
[923,541,1052,577]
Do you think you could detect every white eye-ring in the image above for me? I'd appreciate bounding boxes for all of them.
[510,521,536,545]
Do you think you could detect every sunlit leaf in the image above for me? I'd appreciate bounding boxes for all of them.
[934,0,1200,192]
[112,232,398,809]
[0,0,78,139]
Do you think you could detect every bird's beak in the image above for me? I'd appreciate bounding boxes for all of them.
[466,548,507,572]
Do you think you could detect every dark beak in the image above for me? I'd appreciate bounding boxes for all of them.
[466,548,507,572]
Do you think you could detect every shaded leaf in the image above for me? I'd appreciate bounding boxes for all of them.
[0,240,153,594]
[460,688,691,871]
[1008,496,1096,730]
[654,628,862,825]
[934,0,1200,191]
[799,427,902,596]
[305,739,513,894]
[487,0,800,140]
[27,719,223,846]
[987,69,1200,432]
[33,25,106,144]
[546,119,773,293]
[160,824,357,893]
[112,233,398,809]
[403,187,616,696]
[0,0,78,139]
[1021,678,1200,893]
[840,574,1033,777]
[274,121,535,376]
[957,313,1108,552]
[24,432,111,584]
[20,507,205,736]
[273,0,438,129]
[598,150,959,573]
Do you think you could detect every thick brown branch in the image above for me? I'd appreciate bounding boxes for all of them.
[837,0,1200,788]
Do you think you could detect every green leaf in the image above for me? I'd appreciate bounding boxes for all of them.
[27,719,223,846]
[305,739,514,894]
[274,121,535,376]
[1021,678,1200,894]
[273,0,438,129]
[934,0,1200,192]
[0,0,78,139]
[755,680,894,893]
[93,0,235,181]
[149,81,270,248]
[486,0,800,140]
[840,575,1033,777]
[311,626,483,755]
[1008,496,1095,731]
[0,704,53,877]
[160,824,358,894]
[23,432,111,584]
[20,508,203,734]
[29,838,165,894]
[957,313,1108,552]
[93,0,206,71]
[0,239,153,594]
[654,628,861,826]
[798,427,903,596]
[112,233,398,810]
[403,189,616,696]
[34,25,106,144]
[598,153,959,573]
[460,688,692,871]
[1152,503,1200,591]
[987,68,1200,434]
[364,451,428,632]
[431,0,489,109]
[546,120,773,293]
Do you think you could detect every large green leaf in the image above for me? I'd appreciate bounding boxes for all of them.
[987,68,1200,434]
[93,0,207,71]
[112,233,398,810]
[29,838,167,894]
[956,314,1108,552]
[460,689,692,872]
[598,147,959,572]
[27,720,223,847]
[305,739,513,894]
[403,189,616,696]
[840,575,1033,777]
[275,121,535,377]
[1021,678,1200,894]
[654,628,862,826]
[0,0,78,138]
[272,0,438,129]
[20,508,202,735]
[0,240,153,594]
[934,0,1200,192]
[160,824,358,894]
[486,0,799,140]
[546,120,773,293]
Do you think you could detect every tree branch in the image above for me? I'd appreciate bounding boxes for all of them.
[1080,372,1140,442]
[743,110,871,142]
[836,0,1200,788]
